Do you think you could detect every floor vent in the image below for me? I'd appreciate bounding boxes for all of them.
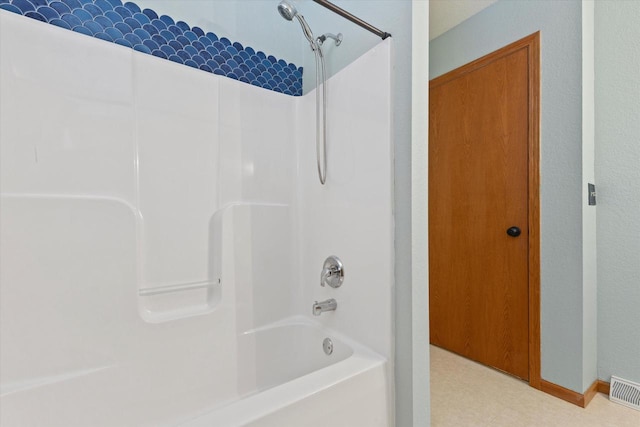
[610,376,640,411]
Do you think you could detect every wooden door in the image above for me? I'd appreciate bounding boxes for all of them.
[429,34,540,381]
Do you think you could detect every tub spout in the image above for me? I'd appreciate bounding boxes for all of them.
[312,299,337,316]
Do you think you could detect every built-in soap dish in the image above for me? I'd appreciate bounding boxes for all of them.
[138,279,221,323]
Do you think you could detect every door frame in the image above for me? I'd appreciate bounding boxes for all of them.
[428,32,541,389]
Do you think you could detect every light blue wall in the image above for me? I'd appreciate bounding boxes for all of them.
[430,0,590,393]
[595,0,640,385]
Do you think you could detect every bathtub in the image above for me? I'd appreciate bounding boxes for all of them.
[179,317,390,427]
[0,316,389,427]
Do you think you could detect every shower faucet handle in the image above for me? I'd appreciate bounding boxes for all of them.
[320,256,344,288]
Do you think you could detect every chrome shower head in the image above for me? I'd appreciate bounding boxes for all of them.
[277,0,296,21]
[277,0,316,47]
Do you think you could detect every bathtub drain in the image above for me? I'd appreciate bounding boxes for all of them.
[323,338,333,355]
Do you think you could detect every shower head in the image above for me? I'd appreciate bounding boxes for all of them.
[277,0,296,21]
[277,0,316,47]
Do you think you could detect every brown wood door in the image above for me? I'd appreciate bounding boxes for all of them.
[429,35,540,381]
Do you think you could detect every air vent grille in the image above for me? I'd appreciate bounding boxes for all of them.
[610,376,640,411]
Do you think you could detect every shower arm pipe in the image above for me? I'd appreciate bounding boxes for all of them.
[312,0,391,40]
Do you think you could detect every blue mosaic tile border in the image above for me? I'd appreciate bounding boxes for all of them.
[0,0,303,96]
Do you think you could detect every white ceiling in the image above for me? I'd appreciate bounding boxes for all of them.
[429,0,498,40]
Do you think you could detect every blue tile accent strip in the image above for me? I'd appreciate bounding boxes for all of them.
[1,0,303,96]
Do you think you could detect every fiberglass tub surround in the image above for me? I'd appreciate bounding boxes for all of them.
[0,7,393,427]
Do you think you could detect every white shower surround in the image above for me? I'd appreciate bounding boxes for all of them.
[0,10,393,427]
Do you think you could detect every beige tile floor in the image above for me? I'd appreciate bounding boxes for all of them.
[430,345,640,426]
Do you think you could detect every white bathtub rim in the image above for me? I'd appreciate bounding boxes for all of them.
[177,316,386,427]
[177,353,385,427]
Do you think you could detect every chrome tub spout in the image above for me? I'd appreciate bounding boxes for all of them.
[312,299,337,316]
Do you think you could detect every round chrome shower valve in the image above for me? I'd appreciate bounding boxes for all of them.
[321,256,344,288]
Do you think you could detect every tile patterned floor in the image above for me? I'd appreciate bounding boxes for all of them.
[431,345,640,426]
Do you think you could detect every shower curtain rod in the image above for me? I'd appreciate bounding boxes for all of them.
[312,0,391,40]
